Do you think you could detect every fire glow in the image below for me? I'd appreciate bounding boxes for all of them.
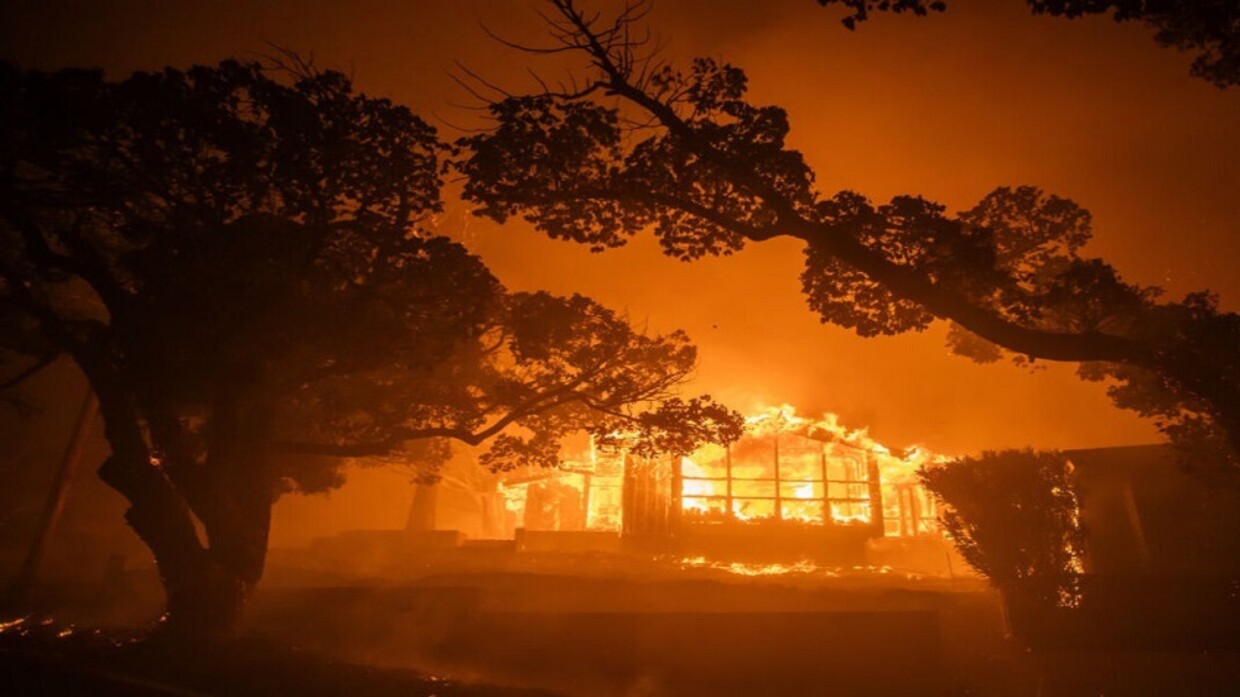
[500,405,947,538]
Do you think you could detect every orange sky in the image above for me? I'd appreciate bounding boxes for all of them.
[6,0,1239,542]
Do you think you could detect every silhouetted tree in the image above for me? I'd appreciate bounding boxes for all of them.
[0,58,741,642]
[920,450,1085,613]
[817,0,1240,87]
[457,0,1240,466]
[814,0,946,30]
[273,289,743,470]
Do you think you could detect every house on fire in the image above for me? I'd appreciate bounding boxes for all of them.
[399,408,946,565]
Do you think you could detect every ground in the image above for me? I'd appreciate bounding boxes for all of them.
[9,554,1240,695]
[0,620,560,697]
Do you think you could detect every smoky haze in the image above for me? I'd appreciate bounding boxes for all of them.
[5,0,1238,543]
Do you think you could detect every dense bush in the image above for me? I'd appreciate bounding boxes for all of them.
[919,449,1085,606]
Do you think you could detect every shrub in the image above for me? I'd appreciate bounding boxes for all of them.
[919,449,1085,606]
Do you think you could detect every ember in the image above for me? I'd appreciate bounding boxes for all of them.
[0,617,29,634]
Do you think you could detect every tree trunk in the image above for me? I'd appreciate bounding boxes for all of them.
[407,483,439,531]
[160,555,250,642]
[160,392,277,642]
[93,384,272,644]
[98,449,249,643]
[13,319,275,644]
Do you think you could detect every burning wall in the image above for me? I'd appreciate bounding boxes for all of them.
[498,406,946,542]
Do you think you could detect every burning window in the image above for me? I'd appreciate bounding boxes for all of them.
[678,434,879,525]
[499,406,945,540]
[499,444,627,533]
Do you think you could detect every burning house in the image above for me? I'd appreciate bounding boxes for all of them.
[406,407,948,567]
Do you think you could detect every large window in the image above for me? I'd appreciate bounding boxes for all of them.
[680,433,876,525]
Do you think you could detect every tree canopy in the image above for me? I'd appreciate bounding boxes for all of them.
[275,288,743,474]
[0,56,740,639]
[816,0,1240,87]
[457,0,1240,466]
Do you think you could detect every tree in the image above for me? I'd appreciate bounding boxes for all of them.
[814,0,946,30]
[918,449,1085,606]
[816,0,1240,87]
[273,288,744,471]
[0,58,741,642]
[456,0,1240,466]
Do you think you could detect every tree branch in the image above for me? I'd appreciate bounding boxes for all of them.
[524,1,1159,367]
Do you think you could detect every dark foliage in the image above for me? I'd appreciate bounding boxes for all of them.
[919,449,1085,606]
[0,57,740,640]
[816,0,947,30]
[817,0,1240,87]
[458,1,1240,466]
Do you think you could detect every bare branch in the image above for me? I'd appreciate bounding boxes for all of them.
[257,44,321,81]
[479,21,579,55]
[452,60,514,99]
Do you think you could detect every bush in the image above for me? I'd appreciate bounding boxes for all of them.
[919,449,1085,607]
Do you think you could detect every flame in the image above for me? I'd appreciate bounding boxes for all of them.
[498,404,949,539]
[0,617,28,633]
[678,555,834,576]
[499,436,627,533]
[679,456,715,515]
[680,404,949,533]
[676,556,923,579]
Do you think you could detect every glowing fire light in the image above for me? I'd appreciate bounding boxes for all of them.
[498,404,948,538]
[680,405,948,533]
[679,556,836,576]
[676,556,922,579]
[0,617,29,633]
